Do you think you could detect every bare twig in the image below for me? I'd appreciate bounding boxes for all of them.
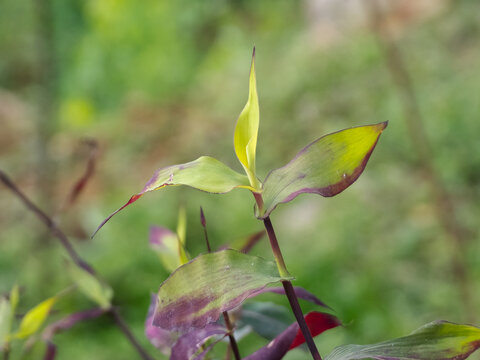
[364,0,473,318]
[0,170,155,360]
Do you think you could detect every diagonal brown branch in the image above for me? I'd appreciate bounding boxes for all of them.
[0,170,155,360]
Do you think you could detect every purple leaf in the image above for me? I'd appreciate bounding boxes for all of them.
[145,295,177,354]
[170,324,227,360]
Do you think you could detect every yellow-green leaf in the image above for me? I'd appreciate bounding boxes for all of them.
[0,297,11,346]
[234,48,261,191]
[176,207,189,265]
[68,263,113,309]
[93,156,253,237]
[325,321,480,360]
[258,122,387,218]
[15,297,57,339]
[150,226,188,272]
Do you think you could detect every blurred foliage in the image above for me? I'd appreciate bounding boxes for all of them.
[1,0,480,359]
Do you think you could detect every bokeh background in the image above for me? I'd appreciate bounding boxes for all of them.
[1,0,480,359]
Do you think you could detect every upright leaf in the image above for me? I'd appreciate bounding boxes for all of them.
[258,122,387,218]
[15,297,57,339]
[149,226,184,272]
[94,156,252,236]
[153,249,293,333]
[0,297,11,347]
[234,48,261,190]
[67,262,113,309]
[176,207,189,265]
[325,321,480,360]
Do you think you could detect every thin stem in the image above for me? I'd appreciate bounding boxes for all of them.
[223,313,241,360]
[254,195,321,360]
[364,0,474,320]
[0,170,155,360]
[111,309,155,360]
[200,207,241,360]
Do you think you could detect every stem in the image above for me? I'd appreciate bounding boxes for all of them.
[254,196,321,360]
[364,0,474,319]
[0,170,155,360]
[200,207,241,360]
[223,313,241,360]
[110,309,155,360]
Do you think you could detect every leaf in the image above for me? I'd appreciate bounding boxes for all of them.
[149,226,186,272]
[257,122,388,219]
[0,297,11,347]
[93,156,252,237]
[241,302,293,340]
[176,207,189,265]
[67,262,113,309]
[144,295,177,355]
[325,321,480,360]
[153,249,293,333]
[170,324,227,360]
[15,297,58,339]
[245,311,340,360]
[234,48,261,190]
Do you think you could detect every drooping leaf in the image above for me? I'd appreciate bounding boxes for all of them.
[241,302,293,340]
[254,286,331,310]
[67,262,113,309]
[145,295,177,355]
[257,122,388,219]
[93,156,253,236]
[234,48,261,190]
[245,311,340,360]
[325,321,480,360]
[153,249,293,333]
[170,324,227,360]
[15,297,58,339]
[150,226,186,272]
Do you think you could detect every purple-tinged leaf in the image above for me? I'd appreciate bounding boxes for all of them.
[245,312,340,360]
[153,249,293,333]
[93,156,253,237]
[170,324,227,360]
[149,226,185,272]
[254,286,331,310]
[325,321,480,360]
[145,295,177,354]
[42,308,106,341]
[257,122,388,219]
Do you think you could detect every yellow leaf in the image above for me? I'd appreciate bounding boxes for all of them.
[15,297,57,339]
[234,48,261,191]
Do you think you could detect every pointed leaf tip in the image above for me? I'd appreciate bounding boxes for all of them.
[234,51,261,190]
[199,207,206,228]
[93,156,252,237]
[258,122,387,218]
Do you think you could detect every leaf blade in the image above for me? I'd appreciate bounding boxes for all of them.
[153,249,292,333]
[93,156,252,236]
[234,48,261,190]
[15,297,58,339]
[258,122,387,218]
[325,321,480,360]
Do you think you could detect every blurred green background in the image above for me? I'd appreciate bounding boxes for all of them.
[1,0,480,358]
